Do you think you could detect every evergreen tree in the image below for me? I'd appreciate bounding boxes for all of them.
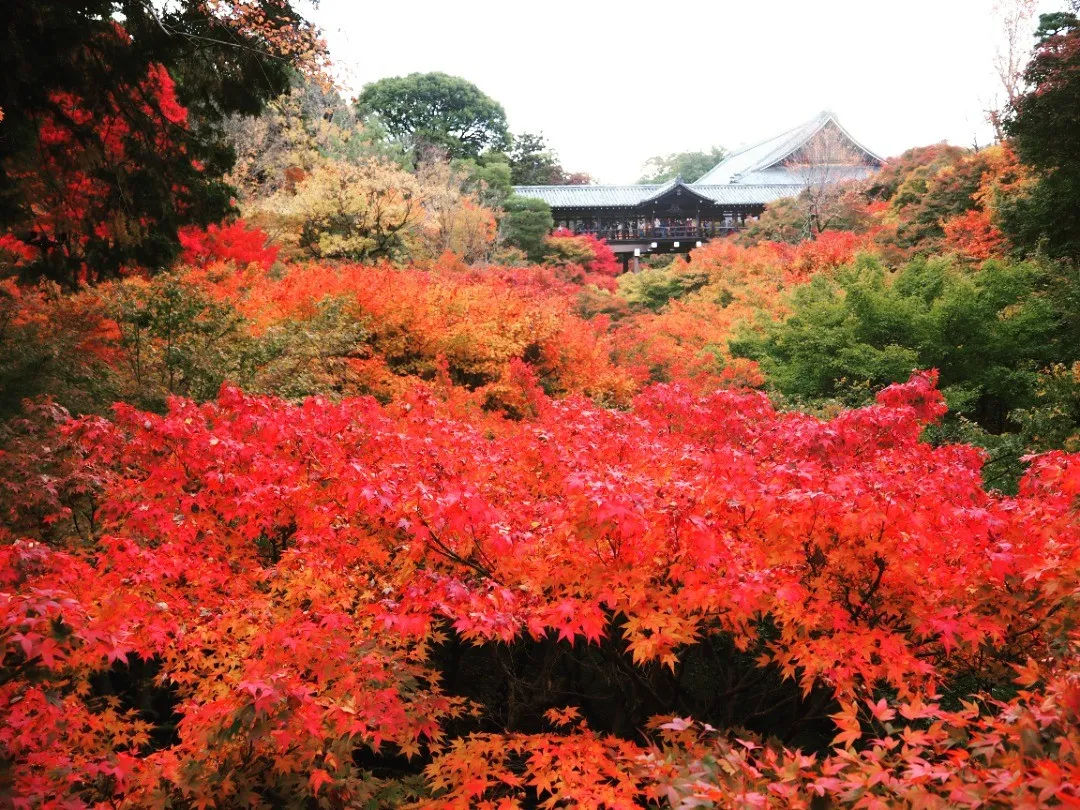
[500,195,553,261]
[509,132,568,185]
[638,147,727,184]
[1001,8,1080,261]
[355,73,510,160]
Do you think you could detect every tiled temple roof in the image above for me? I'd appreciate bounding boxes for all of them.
[512,182,796,209]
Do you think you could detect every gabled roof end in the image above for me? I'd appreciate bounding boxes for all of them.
[692,111,883,186]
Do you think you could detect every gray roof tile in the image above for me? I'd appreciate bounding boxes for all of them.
[511,184,662,208]
[691,185,802,205]
[512,182,800,209]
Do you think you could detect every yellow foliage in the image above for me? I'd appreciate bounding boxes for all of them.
[248,158,426,262]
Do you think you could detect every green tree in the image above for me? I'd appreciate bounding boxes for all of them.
[732,254,1074,489]
[509,132,568,185]
[1001,8,1080,260]
[618,267,709,311]
[500,196,553,261]
[113,275,252,410]
[454,156,514,207]
[638,147,727,184]
[355,72,510,160]
[733,256,1061,431]
[0,0,320,285]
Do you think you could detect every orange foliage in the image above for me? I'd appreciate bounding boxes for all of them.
[943,209,1007,260]
[170,257,640,407]
[613,298,766,390]
[543,229,622,291]
[178,220,279,270]
[0,278,122,371]
[1,372,1078,806]
[610,232,875,388]
[691,231,874,285]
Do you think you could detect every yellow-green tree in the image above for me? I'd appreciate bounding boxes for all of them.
[249,158,426,262]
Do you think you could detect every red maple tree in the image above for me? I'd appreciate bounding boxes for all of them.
[2,370,1077,807]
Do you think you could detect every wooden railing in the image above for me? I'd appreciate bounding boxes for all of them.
[565,224,743,242]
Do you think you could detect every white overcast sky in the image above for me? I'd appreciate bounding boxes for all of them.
[304,0,1059,183]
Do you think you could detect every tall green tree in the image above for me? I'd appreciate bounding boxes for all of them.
[355,72,510,160]
[638,146,727,184]
[509,132,571,185]
[1001,7,1080,260]
[0,0,322,285]
[500,195,553,261]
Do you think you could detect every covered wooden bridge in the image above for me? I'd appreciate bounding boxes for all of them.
[513,111,884,271]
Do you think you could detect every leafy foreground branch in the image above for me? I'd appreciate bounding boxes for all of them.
[1,372,1078,807]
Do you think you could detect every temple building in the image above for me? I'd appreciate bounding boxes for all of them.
[513,111,884,270]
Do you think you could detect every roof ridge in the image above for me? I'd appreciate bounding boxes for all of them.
[639,176,719,205]
[717,117,815,163]
[513,184,662,191]
[729,112,833,180]
[690,182,806,188]
[694,113,823,184]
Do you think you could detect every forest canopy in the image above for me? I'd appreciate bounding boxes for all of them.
[2,3,1080,809]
